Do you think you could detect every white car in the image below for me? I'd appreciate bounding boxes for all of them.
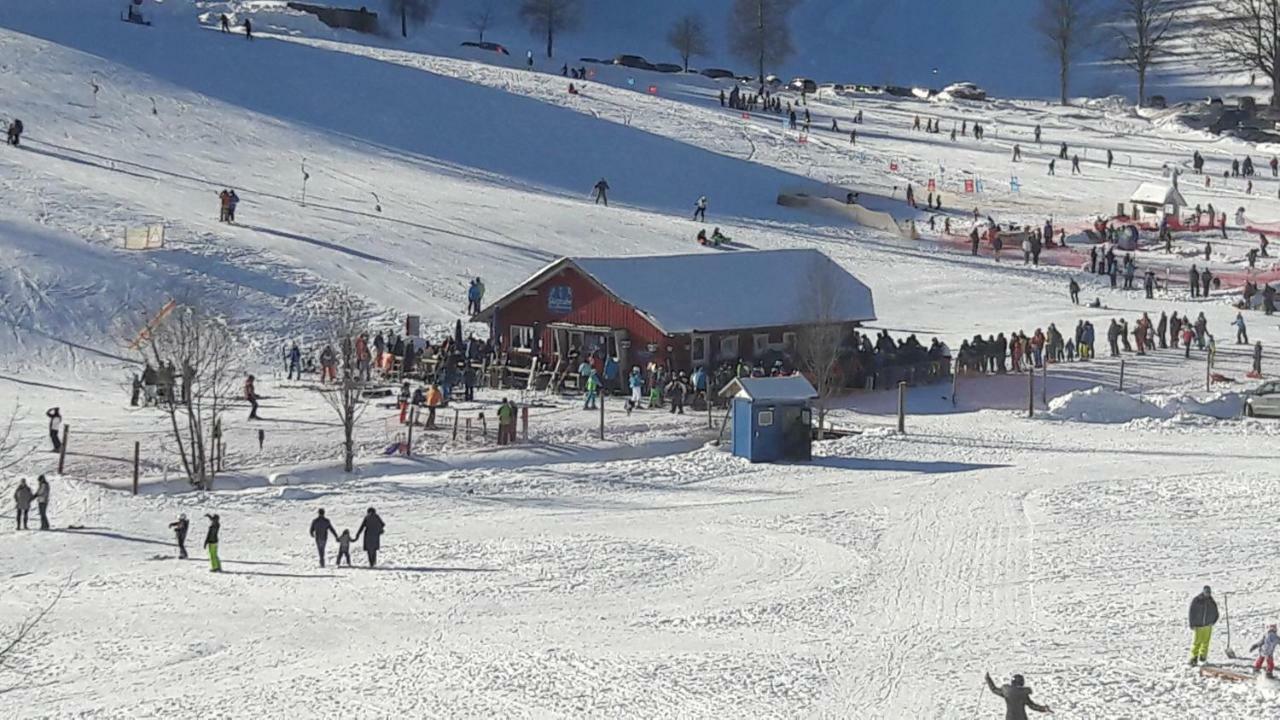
[1245,381,1280,417]
[937,82,988,102]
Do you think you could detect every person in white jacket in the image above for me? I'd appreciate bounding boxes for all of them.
[1251,624,1280,678]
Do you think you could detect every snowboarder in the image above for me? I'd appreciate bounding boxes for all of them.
[355,507,384,567]
[12,478,32,530]
[46,407,62,453]
[309,509,338,568]
[1189,585,1219,665]
[34,475,49,530]
[204,513,222,572]
[693,195,707,222]
[984,672,1052,718]
[593,178,610,206]
[5,118,23,147]
[169,513,189,559]
[1250,624,1280,678]
[244,374,259,420]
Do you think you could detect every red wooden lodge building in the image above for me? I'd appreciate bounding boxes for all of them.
[472,248,876,374]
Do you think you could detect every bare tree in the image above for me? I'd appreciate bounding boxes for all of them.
[386,0,436,39]
[317,293,369,473]
[1113,0,1176,105]
[467,0,500,42]
[1208,0,1280,108]
[0,404,30,473]
[519,0,582,58]
[1036,0,1096,105]
[137,305,239,490]
[796,258,850,440]
[668,14,710,72]
[728,0,798,83]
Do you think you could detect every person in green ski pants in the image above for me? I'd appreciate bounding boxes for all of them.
[1189,585,1219,665]
[204,514,222,572]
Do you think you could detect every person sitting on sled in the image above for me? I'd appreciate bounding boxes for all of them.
[710,227,730,246]
[696,229,709,245]
[1250,624,1280,679]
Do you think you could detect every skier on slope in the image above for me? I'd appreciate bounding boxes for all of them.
[1189,585,1219,666]
[169,513,189,559]
[5,118,23,147]
[1250,624,1280,678]
[204,513,222,572]
[593,178,610,206]
[693,195,707,222]
[984,672,1052,718]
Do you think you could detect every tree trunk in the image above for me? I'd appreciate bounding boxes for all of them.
[546,24,554,58]
[1060,62,1069,106]
[1273,7,1280,109]
[400,6,407,38]
[1137,67,1146,107]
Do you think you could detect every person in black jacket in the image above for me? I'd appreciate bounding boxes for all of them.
[204,514,222,572]
[309,509,338,567]
[169,513,189,558]
[354,508,384,567]
[985,673,1051,719]
[1189,585,1220,665]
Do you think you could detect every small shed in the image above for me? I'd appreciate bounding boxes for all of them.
[720,376,816,463]
[1128,182,1186,222]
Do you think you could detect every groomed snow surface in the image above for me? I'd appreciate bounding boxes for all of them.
[3,0,1280,717]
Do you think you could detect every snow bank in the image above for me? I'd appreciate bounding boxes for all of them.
[1047,387,1243,423]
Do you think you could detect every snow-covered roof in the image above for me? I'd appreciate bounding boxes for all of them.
[1130,182,1186,208]
[719,375,817,402]
[477,249,876,334]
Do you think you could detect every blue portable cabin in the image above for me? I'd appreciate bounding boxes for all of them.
[720,376,817,463]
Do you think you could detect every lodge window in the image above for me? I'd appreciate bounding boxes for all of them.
[719,335,739,360]
[783,332,797,351]
[752,333,770,356]
[510,325,534,351]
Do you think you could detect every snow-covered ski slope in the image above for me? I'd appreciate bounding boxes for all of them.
[4,1,1280,717]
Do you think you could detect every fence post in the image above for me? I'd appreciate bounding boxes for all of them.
[465,417,472,441]
[1027,367,1034,418]
[57,424,69,474]
[521,406,529,442]
[132,441,140,495]
[599,391,605,441]
[452,409,460,441]
[950,369,958,407]
[1118,359,1126,391]
[406,408,416,457]
[896,382,906,434]
[1041,362,1047,407]
[1206,352,1212,391]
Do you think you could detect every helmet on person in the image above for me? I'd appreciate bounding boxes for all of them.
[1011,674,1025,687]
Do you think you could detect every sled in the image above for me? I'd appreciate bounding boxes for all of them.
[1199,664,1252,682]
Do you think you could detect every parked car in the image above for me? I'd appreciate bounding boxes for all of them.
[763,74,783,89]
[700,67,735,79]
[789,77,817,94]
[938,81,987,101]
[1245,381,1280,417]
[580,57,603,64]
[614,54,656,71]
[884,85,915,97]
[460,41,509,56]
[653,63,683,74]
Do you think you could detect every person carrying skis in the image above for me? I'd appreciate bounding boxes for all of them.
[693,195,707,222]
[984,672,1051,718]
[1189,585,1219,665]
[204,514,222,572]
[309,509,338,568]
[46,407,62,453]
[593,178,610,206]
[169,513,189,559]
[354,507,384,567]
[1250,624,1280,678]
